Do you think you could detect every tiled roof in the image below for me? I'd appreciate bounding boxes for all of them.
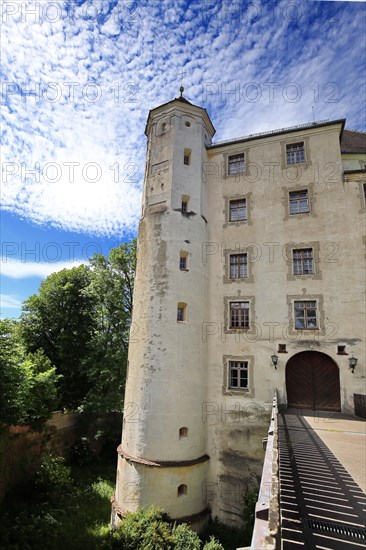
[341,129,366,153]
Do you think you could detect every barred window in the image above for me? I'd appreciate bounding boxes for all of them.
[286,142,305,164]
[229,199,247,222]
[230,302,250,328]
[228,153,245,175]
[230,254,248,279]
[289,190,309,214]
[229,361,249,389]
[293,249,313,275]
[294,301,318,329]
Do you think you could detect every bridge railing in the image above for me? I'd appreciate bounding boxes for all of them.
[246,390,280,549]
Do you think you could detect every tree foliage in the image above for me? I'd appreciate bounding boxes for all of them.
[111,507,224,549]
[0,319,59,427]
[80,240,137,413]
[18,240,137,413]
[20,265,95,409]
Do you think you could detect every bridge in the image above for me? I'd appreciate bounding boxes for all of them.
[243,392,366,549]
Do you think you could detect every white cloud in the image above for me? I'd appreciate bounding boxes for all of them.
[0,293,22,309]
[1,258,85,279]
[1,1,365,238]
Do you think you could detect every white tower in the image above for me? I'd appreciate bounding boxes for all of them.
[112,91,215,530]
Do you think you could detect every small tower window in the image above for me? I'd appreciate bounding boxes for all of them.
[177,303,187,322]
[181,195,190,213]
[179,251,188,271]
[185,121,191,127]
[179,427,188,439]
[178,484,187,497]
[184,148,191,165]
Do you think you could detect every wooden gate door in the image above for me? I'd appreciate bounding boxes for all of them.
[286,351,341,411]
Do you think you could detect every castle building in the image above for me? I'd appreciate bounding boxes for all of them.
[112,93,366,529]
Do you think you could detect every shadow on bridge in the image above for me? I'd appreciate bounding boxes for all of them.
[279,410,366,549]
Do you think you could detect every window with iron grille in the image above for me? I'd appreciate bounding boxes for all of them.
[228,153,245,175]
[286,142,305,164]
[294,301,318,329]
[230,302,249,328]
[229,361,248,389]
[229,199,247,221]
[179,256,187,270]
[289,190,309,214]
[293,249,314,275]
[181,200,188,212]
[230,254,248,278]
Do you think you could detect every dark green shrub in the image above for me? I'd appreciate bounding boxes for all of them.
[35,453,73,498]
[203,535,225,549]
[112,506,173,549]
[72,436,94,465]
[171,523,201,549]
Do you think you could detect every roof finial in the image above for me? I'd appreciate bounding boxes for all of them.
[178,69,186,98]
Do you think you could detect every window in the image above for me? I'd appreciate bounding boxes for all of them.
[294,301,318,329]
[289,190,309,214]
[230,302,249,328]
[278,344,287,353]
[337,345,347,355]
[229,361,248,389]
[228,153,245,175]
[293,248,313,275]
[179,427,188,439]
[229,199,247,222]
[177,484,187,497]
[183,148,191,166]
[286,142,305,165]
[177,303,186,322]
[363,183,366,203]
[181,194,190,213]
[179,252,188,270]
[230,254,248,279]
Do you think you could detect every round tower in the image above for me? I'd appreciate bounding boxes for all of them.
[112,93,215,530]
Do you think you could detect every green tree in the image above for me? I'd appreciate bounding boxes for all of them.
[0,319,59,427]
[19,241,136,413]
[80,240,137,413]
[111,506,173,550]
[20,265,95,409]
[171,523,201,549]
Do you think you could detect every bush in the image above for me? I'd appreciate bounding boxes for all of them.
[35,453,73,498]
[72,436,94,465]
[203,535,225,549]
[112,506,173,550]
[171,523,201,549]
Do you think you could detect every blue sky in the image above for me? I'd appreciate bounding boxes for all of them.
[1,0,365,318]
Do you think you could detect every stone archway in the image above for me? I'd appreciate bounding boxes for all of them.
[286,351,341,411]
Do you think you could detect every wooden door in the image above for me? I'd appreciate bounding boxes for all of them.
[286,351,341,411]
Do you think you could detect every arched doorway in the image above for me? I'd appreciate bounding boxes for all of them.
[286,351,341,411]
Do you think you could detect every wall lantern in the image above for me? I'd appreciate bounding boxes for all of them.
[271,354,279,369]
[348,355,358,374]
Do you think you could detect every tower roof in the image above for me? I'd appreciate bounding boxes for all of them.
[145,95,216,137]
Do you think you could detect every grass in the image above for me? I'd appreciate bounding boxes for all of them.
[0,456,256,550]
[0,459,116,550]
